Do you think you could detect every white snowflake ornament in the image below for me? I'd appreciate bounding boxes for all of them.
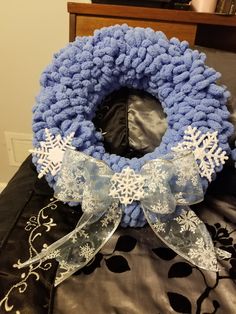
[173,126,228,182]
[109,167,145,206]
[30,128,75,179]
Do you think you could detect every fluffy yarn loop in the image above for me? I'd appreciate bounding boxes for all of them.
[32,24,233,227]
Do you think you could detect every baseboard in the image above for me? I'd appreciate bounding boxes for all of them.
[0,183,7,193]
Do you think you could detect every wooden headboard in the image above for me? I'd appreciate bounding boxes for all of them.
[68,2,236,52]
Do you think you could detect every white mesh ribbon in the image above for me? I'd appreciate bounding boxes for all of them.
[19,150,225,285]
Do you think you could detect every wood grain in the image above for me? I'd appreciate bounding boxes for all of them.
[69,13,76,42]
[75,15,197,45]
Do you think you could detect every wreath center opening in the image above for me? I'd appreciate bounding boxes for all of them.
[93,87,168,159]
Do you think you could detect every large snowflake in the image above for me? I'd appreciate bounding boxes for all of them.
[109,167,145,206]
[173,126,228,182]
[175,211,202,233]
[30,128,75,178]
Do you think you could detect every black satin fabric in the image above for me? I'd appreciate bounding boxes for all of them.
[93,87,167,158]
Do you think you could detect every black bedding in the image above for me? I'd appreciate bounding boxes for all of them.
[0,46,236,314]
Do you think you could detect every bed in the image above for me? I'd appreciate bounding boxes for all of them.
[0,3,236,314]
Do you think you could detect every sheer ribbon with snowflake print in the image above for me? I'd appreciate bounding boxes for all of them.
[19,149,227,285]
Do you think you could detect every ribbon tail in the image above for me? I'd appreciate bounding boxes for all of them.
[19,202,122,286]
[143,205,219,272]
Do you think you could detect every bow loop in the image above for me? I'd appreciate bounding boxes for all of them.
[171,151,204,205]
[140,159,176,216]
[55,150,114,215]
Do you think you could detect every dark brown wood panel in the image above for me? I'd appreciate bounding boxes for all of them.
[68,2,236,27]
[75,15,197,45]
[69,13,76,42]
[68,2,236,52]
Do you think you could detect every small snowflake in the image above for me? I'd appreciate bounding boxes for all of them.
[30,128,75,178]
[150,200,170,214]
[152,221,166,233]
[70,229,89,243]
[109,167,145,206]
[82,185,97,213]
[142,163,168,194]
[79,243,95,261]
[175,157,199,187]
[175,211,202,233]
[45,249,61,260]
[55,151,87,202]
[173,126,228,182]
[101,204,120,227]
[188,238,218,270]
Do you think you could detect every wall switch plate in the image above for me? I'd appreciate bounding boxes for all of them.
[5,131,33,166]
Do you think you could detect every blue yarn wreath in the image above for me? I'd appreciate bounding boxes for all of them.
[32,24,233,227]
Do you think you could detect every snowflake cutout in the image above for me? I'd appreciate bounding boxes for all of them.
[175,211,202,233]
[30,128,75,178]
[188,238,218,271]
[150,200,170,214]
[109,167,145,206]
[79,243,95,261]
[173,126,228,182]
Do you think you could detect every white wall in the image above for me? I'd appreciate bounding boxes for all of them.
[0,1,90,184]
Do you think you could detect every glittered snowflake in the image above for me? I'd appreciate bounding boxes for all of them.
[109,167,145,206]
[175,211,202,233]
[30,128,75,178]
[188,238,218,271]
[152,221,166,233]
[70,229,89,244]
[82,186,98,214]
[79,243,95,261]
[101,204,120,227]
[150,200,170,214]
[175,156,199,187]
[45,249,61,260]
[141,163,168,194]
[173,126,228,182]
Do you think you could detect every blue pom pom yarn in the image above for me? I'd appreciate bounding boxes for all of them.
[32,24,233,227]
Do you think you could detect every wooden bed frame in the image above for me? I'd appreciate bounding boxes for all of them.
[68,2,236,52]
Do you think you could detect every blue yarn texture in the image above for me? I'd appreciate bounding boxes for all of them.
[32,24,233,227]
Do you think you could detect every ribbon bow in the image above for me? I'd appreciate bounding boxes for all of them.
[20,149,223,286]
